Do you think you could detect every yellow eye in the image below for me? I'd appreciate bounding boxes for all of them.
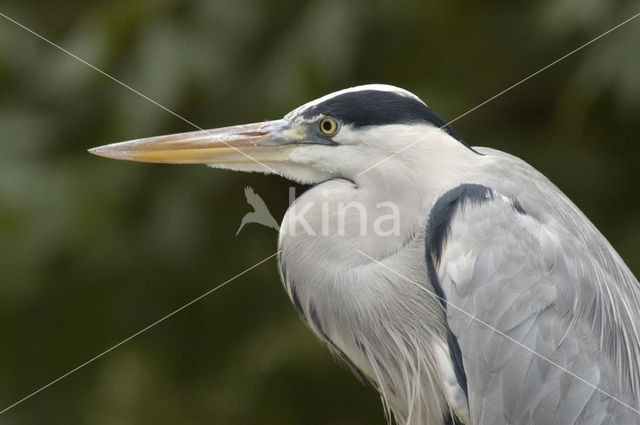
[319,118,338,135]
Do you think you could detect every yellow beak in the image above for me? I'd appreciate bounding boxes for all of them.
[88,120,297,171]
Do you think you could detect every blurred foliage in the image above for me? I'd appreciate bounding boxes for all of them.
[0,0,639,424]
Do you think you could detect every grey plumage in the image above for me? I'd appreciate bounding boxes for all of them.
[276,88,640,424]
[91,84,640,425]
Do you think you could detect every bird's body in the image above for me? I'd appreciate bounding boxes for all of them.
[91,84,640,424]
[279,146,640,424]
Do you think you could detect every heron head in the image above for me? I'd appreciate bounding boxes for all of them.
[89,85,467,184]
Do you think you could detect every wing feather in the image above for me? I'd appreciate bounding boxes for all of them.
[431,185,639,424]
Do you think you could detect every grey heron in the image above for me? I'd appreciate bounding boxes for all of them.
[90,84,640,425]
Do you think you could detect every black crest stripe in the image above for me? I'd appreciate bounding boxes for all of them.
[301,89,465,143]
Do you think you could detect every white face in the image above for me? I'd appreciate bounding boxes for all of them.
[278,117,474,193]
[267,84,465,184]
[278,121,426,184]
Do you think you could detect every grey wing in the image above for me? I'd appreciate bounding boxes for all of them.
[429,185,640,424]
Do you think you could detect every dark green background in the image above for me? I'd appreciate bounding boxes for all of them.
[1,1,639,424]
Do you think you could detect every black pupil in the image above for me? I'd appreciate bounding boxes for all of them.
[322,120,333,132]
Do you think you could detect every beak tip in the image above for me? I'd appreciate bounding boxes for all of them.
[88,146,106,157]
[88,145,123,160]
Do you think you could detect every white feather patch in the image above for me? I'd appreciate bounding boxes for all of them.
[433,339,470,424]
